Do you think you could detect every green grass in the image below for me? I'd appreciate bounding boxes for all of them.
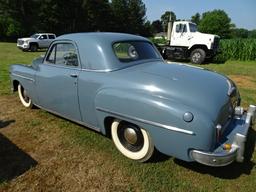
[0,42,256,192]
[0,43,42,95]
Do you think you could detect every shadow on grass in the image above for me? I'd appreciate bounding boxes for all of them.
[0,120,15,129]
[0,133,37,183]
[174,127,256,179]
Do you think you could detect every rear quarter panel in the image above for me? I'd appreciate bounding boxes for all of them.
[95,87,215,161]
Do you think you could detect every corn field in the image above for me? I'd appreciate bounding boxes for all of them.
[215,38,256,62]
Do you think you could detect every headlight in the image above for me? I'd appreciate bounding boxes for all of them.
[25,40,29,44]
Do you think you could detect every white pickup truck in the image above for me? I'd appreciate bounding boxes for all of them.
[158,20,220,64]
[17,33,56,52]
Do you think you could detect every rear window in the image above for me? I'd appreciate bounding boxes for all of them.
[113,41,160,62]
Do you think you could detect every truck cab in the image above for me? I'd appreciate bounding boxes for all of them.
[162,21,220,64]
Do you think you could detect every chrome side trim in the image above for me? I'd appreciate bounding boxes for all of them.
[34,103,101,132]
[96,107,195,135]
[81,68,112,72]
[11,73,35,82]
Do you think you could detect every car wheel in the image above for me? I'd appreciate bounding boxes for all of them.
[190,48,206,64]
[111,119,154,162]
[30,44,38,52]
[18,84,33,108]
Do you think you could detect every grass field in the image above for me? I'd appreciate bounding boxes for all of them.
[0,42,256,192]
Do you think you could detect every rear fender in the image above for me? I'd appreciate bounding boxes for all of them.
[95,88,215,161]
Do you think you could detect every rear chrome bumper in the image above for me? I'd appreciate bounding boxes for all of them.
[190,105,256,167]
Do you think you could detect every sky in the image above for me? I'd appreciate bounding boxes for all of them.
[144,0,256,30]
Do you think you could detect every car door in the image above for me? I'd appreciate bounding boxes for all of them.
[36,41,81,121]
[171,23,190,47]
[38,34,49,48]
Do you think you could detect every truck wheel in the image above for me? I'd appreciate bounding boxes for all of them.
[190,49,206,64]
[30,44,38,52]
[111,119,154,162]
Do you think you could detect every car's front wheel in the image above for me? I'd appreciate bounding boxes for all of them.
[30,44,38,52]
[18,84,33,108]
[111,119,154,162]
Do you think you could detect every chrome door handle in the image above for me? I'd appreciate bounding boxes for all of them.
[70,74,78,78]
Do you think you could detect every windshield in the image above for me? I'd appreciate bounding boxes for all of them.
[189,23,198,32]
[113,41,161,63]
[30,34,40,39]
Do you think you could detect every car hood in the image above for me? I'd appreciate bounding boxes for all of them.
[18,37,34,41]
[192,32,219,39]
[117,61,234,124]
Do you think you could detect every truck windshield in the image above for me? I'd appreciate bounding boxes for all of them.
[113,41,161,63]
[30,34,40,39]
[189,23,198,32]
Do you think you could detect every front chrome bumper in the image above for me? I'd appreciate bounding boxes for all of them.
[190,105,256,167]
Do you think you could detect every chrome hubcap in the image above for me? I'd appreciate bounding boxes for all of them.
[124,127,137,144]
[192,53,201,62]
[23,90,30,102]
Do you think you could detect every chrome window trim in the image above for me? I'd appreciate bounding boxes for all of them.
[96,107,195,135]
[43,40,82,69]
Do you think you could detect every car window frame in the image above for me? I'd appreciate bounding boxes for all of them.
[43,40,81,69]
[111,40,162,63]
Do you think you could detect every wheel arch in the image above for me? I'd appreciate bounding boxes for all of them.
[12,79,19,92]
[29,42,39,48]
[188,44,208,56]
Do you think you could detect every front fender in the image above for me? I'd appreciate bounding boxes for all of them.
[95,88,215,161]
[10,64,37,103]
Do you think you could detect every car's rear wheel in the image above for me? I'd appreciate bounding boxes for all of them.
[111,119,154,162]
[18,84,33,108]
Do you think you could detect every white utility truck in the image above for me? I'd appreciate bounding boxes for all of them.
[159,17,220,64]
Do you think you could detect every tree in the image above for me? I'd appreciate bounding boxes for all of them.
[127,0,147,34]
[248,29,256,38]
[198,10,233,38]
[111,0,129,32]
[111,0,147,35]
[231,28,249,38]
[151,20,162,33]
[161,11,176,32]
[191,13,201,25]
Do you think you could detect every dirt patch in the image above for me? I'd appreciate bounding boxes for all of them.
[0,95,140,192]
[228,75,256,90]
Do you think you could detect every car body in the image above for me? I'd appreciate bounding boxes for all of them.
[10,32,256,166]
[17,33,56,52]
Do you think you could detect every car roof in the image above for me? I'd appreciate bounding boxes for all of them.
[36,33,56,35]
[55,32,153,71]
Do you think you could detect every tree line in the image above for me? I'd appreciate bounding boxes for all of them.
[0,0,255,41]
[0,0,151,40]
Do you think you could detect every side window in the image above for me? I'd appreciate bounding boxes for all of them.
[45,43,78,67]
[48,35,55,39]
[176,24,187,33]
[39,35,48,40]
[45,45,56,64]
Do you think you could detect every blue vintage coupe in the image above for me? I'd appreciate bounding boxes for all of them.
[10,32,255,166]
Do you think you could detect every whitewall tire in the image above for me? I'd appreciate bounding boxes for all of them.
[18,84,33,108]
[111,119,154,162]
